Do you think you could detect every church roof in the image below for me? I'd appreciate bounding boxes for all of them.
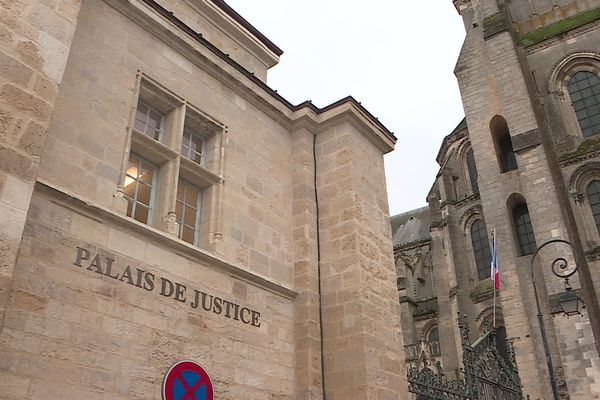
[390,206,431,248]
[435,117,467,165]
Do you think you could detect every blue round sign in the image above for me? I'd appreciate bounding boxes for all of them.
[162,361,214,400]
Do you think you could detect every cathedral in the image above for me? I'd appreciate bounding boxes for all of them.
[393,0,600,399]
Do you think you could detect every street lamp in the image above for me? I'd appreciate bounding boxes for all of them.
[558,285,585,317]
[530,239,585,400]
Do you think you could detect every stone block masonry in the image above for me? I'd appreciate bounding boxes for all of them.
[0,0,82,332]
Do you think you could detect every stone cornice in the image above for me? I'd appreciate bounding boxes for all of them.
[106,0,396,153]
[36,179,298,300]
[183,0,281,69]
[291,99,396,153]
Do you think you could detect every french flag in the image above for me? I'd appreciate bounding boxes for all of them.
[491,229,499,290]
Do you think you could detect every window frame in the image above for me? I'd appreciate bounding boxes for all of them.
[513,203,537,256]
[470,219,492,281]
[586,180,600,236]
[176,179,203,246]
[181,128,206,166]
[549,53,600,142]
[123,153,158,225]
[567,70,600,138]
[465,147,479,195]
[134,100,165,142]
[118,74,225,250]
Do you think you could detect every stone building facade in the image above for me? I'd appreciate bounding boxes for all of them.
[394,1,600,399]
[0,1,408,399]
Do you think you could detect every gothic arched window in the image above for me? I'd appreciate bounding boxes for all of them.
[471,219,492,280]
[427,326,441,356]
[586,180,600,234]
[491,116,518,173]
[568,71,600,138]
[513,203,537,256]
[466,149,479,194]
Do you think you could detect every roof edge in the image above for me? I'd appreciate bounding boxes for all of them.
[209,0,283,56]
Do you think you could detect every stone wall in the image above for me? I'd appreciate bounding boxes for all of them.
[0,186,295,399]
[0,0,82,336]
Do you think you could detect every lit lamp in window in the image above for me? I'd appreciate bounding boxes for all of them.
[558,284,585,317]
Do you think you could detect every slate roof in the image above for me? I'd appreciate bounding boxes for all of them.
[390,206,431,248]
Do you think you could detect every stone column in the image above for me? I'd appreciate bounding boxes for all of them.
[315,122,408,400]
[0,0,81,330]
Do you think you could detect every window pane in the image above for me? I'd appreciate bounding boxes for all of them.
[184,207,197,227]
[183,130,204,164]
[123,180,136,199]
[471,219,492,280]
[123,153,155,226]
[176,179,201,245]
[177,183,184,202]
[428,327,439,342]
[126,199,134,218]
[182,226,195,244]
[185,186,198,206]
[134,205,149,224]
[140,163,154,184]
[135,102,162,141]
[513,204,536,256]
[134,118,146,133]
[500,136,517,172]
[466,149,479,193]
[587,180,600,235]
[137,184,152,206]
[568,71,600,138]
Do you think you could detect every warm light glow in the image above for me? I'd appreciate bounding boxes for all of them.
[124,176,135,188]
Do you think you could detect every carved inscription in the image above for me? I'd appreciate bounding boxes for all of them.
[73,246,261,327]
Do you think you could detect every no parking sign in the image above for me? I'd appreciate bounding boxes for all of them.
[162,360,214,400]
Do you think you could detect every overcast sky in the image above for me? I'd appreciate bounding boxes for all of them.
[225,1,466,215]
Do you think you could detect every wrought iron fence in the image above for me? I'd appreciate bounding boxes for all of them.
[407,315,527,400]
[404,340,441,362]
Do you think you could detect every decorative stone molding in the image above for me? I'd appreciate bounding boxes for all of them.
[567,160,600,193]
[483,11,509,40]
[476,304,504,322]
[459,204,483,229]
[512,129,541,152]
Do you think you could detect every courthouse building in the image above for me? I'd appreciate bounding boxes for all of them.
[394,1,600,399]
[0,0,408,399]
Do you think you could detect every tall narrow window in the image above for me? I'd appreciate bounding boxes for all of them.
[176,179,202,245]
[134,101,163,141]
[568,71,600,138]
[428,326,441,356]
[466,149,479,193]
[513,203,536,256]
[124,153,156,224]
[587,180,600,234]
[471,220,492,280]
[491,116,518,173]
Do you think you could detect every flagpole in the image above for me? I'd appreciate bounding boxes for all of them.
[492,228,497,328]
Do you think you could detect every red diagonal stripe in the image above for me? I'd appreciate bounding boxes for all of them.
[177,371,202,400]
